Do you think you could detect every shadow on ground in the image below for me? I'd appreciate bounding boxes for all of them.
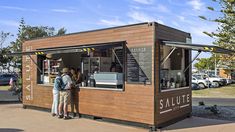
[0,128,24,132]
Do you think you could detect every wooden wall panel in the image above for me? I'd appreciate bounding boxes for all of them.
[22,23,155,125]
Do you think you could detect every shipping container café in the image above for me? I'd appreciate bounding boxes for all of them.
[11,22,234,131]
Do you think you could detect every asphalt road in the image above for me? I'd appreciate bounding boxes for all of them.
[0,90,18,102]
[192,97,235,106]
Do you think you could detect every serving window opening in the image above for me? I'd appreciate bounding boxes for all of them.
[37,43,125,90]
[160,45,190,91]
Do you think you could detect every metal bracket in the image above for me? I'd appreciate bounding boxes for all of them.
[27,55,42,73]
[112,49,123,68]
[184,51,201,73]
[161,47,176,65]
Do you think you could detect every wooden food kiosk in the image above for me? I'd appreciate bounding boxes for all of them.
[14,22,233,131]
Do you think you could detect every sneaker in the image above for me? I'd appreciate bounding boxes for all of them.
[77,114,81,118]
[63,116,72,120]
[58,115,63,119]
[71,113,76,118]
[52,113,56,117]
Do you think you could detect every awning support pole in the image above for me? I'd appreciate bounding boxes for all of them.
[27,55,42,73]
[184,51,201,73]
[161,47,176,65]
[112,49,123,68]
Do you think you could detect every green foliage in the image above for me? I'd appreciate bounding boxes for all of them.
[0,31,13,72]
[199,16,207,20]
[194,57,215,70]
[0,31,12,49]
[199,101,205,106]
[205,105,220,115]
[9,18,67,72]
[207,6,215,11]
[199,0,235,69]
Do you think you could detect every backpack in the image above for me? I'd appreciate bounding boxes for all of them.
[56,76,67,90]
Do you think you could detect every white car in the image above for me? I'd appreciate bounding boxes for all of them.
[192,76,211,89]
[193,74,226,87]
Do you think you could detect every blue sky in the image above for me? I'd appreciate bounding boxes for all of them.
[0,0,221,57]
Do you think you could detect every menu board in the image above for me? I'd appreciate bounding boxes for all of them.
[127,46,152,84]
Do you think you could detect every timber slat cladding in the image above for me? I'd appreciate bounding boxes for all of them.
[22,23,155,124]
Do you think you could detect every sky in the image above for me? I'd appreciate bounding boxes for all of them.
[0,0,222,58]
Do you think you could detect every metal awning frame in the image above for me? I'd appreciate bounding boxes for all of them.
[8,41,126,74]
[9,41,126,56]
[161,41,235,73]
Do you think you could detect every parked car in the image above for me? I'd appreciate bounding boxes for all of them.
[225,78,232,85]
[192,76,211,89]
[207,74,227,86]
[193,74,226,87]
[0,74,17,85]
[192,82,200,90]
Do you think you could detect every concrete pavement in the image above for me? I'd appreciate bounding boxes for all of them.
[1,104,235,132]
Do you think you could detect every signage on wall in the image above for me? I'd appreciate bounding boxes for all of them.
[159,94,190,114]
[25,46,33,101]
[126,46,152,84]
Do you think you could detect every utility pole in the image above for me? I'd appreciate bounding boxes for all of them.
[215,54,217,76]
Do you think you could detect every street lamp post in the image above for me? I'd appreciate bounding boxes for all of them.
[215,54,217,76]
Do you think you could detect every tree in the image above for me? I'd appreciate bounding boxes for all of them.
[199,0,235,69]
[10,18,66,72]
[0,31,13,72]
[194,57,215,71]
[0,31,11,49]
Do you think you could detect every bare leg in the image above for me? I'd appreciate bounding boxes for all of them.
[63,103,68,117]
[58,103,63,116]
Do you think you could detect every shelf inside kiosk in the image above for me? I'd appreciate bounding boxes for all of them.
[160,45,189,90]
[37,44,125,89]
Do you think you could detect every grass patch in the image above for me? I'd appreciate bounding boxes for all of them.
[192,84,235,98]
[0,85,10,91]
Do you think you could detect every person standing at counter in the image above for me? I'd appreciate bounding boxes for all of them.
[70,68,79,118]
[76,68,83,85]
[58,68,72,120]
[51,71,62,117]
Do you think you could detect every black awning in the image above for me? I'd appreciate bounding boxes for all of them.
[9,41,125,56]
[163,41,235,54]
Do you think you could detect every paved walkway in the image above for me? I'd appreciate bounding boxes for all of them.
[1,104,235,132]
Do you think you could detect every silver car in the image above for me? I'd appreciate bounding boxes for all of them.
[192,76,211,89]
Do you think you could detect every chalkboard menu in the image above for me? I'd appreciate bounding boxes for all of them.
[127,46,152,84]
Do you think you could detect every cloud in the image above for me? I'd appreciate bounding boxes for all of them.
[132,0,154,5]
[187,0,204,10]
[51,9,76,13]
[99,19,126,26]
[128,10,164,24]
[171,21,180,27]
[177,15,185,21]
[0,20,19,27]
[156,4,170,13]
[0,5,38,12]
[128,11,154,22]
[190,24,217,37]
